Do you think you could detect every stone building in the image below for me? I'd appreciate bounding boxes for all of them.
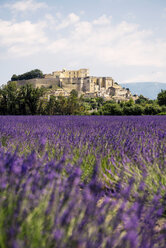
[43,68,115,96]
[17,68,137,101]
[51,68,89,78]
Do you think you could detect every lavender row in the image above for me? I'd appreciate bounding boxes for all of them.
[0,116,166,247]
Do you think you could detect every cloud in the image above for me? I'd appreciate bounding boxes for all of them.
[0,19,47,56]
[47,39,69,53]
[72,21,92,37]
[4,0,47,12]
[46,16,166,68]
[55,13,80,30]
[93,14,112,25]
[8,44,42,57]
[1,11,166,76]
[45,14,56,25]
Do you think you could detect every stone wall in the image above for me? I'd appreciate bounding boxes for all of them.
[61,78,78,92]
[17,78,60,88]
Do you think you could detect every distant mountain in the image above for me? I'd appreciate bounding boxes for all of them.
[121,82,166,99]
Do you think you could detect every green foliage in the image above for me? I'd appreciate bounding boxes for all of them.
[0,135,9,147]
[67,91,80,115]
[0,81,19,115]
[18,84,45,115]
[81,154,96,182]
[11,69,44,81]
[0,79,165,115]
[102,103,123,115]
[135,94,149,104]
[20,197,49,248]
[132,105,144,115]
[123,103,145,115]
[157,89,166,106]
[123,105,135,115]
[125,98,134,107]
[70,89,78,98]
[45,95,58,115]
[96,97,104,106]
[0,83,45,115]
[161,105,166,112]
[157,112,166,115]
[45,93,85,115]
[144,104,162,115]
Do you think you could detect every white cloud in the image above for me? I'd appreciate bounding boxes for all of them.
[47,39,69,53]
[72,21,92,38]
[93,15,112,26]
[1,11,166,79]
[55,13,80,30]
[0,19,47,56]
[5,0,47,12]
[8,44,41,56]
[45,14,56,25]
[0,19,47,45]
[46,16,166,68]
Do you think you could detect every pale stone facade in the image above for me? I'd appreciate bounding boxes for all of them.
[17,68,137,101]
[52,68,89,78]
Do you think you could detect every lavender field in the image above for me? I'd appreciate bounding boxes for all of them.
[0,116,166,248]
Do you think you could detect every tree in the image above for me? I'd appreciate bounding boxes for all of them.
[123,105,135,115]
[96,97,104,107]
[70,89,78,98]
[125,98,134,107]
[11,74,18,81]
[132,105,144,115]
[11,69,44,81]
[102,103,123,115]
[144,104,161,115]
[0,81,19,115]
[56,96,68,115]
[45,96,59,115]
[67,90,81,115]
[157,90,166,106]
[19,84,45,115]
[135,95,149,104]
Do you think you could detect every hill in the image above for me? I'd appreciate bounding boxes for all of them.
[121,82,166,99]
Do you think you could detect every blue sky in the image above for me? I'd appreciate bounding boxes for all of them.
[0,0,166,85]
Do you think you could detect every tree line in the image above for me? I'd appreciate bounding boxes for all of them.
[11,69,44,81]
[0,81,166,115]
[0,82,84,115]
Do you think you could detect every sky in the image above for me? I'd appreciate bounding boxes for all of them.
[0,0,166,85]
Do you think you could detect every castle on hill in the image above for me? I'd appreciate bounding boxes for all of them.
[17,68,137,101]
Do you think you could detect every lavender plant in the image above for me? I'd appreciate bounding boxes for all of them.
[0,116,166,247]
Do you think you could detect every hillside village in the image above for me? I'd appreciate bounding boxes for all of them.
[0,68,165,115]
[17,68,138,102]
